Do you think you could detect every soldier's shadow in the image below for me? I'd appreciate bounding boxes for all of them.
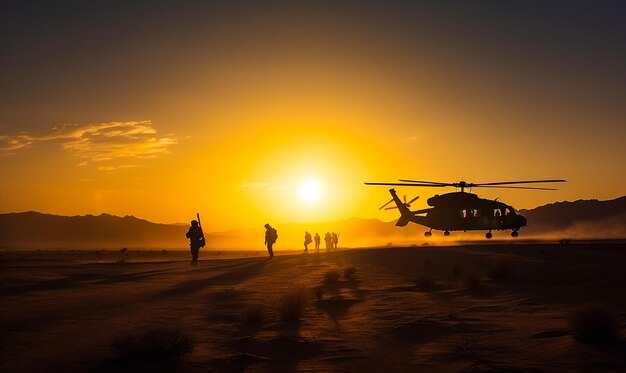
[154,259,270,299]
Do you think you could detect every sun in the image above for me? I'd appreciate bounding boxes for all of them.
[299,178,322,203]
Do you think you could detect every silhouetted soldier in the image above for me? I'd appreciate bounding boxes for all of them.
[186,220,204,264]
[324,232,332,251]
[304,231,312,251]
[332,232,340,249]
[264,223,277,258]
[314,233,321,252]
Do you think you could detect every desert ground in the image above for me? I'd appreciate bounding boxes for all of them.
[1,243,626,372]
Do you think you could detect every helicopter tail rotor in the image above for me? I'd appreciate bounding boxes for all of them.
[379,199,394,210]
[383,194,419,210]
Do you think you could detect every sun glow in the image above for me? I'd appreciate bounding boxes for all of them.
[299,178,322,203]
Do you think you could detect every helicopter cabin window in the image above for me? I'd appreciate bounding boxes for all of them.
[463,209,474,218]
[494,209,502,217]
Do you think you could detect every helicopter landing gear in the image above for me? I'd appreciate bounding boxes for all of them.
[511,230,519,237]
[444,230,450,236]
[424,230,432,237]
[486,231,493,239]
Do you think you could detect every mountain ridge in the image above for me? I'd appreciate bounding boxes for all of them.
[1,196,624,249]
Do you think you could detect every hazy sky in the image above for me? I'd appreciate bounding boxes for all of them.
[1,1,625,230]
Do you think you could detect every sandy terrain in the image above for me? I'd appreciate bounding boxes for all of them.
[1,243,626,372]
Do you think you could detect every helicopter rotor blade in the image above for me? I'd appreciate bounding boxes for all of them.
[398,179,450,185]
[403,195,407,204]
[472,179,566,186]
[384,206,398,210]
[475,185,559,190]
[379,199,394,210]
[365,182,447,187]
[407,196,420,204]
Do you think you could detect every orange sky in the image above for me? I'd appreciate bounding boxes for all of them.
[1,1,625,230]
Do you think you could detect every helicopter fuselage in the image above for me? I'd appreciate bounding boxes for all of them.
[390,189,527,234]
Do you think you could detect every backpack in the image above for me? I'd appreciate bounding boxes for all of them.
[271,228,278,242]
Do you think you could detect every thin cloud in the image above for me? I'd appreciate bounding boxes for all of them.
[0,121,177,163]
[0,134,34,152]
[97,164,139,172]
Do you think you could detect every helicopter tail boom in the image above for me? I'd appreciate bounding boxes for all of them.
[389,189,414,227]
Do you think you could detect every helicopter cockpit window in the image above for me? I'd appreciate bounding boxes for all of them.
[504,208,511,215]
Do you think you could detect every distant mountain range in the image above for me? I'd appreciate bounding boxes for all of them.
[1,196,624,249]
[0,212,187,249]
[518,196,626,236]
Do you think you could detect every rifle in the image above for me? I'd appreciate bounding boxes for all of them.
[196,212,206,248]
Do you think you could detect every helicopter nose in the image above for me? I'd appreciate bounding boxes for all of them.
[518,215,527,227]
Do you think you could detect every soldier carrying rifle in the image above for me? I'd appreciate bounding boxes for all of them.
[186,213,205,265]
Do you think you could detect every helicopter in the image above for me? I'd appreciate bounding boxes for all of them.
[364,179,566,239]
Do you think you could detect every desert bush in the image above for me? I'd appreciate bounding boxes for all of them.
[569,304,620,344]
[415,275,434,290]
[315,288,324,301]
[463,272,482,290]
[113,327,194,360]
[343,266,357,280]
[277,285,308,321]
[242,304,265,324]
[324,270,341,284]
[489,257,515,280]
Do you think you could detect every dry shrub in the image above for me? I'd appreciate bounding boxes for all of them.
[113,327,194,360]
[415,275,434,290]
[343,266,357,280]
[569,304,620,344]
[489,257,515,280]
[463,272,482,290]
[242,304,265,324]
[278,285,308,321]
[315,288,324,301]
[324,270,341,284]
